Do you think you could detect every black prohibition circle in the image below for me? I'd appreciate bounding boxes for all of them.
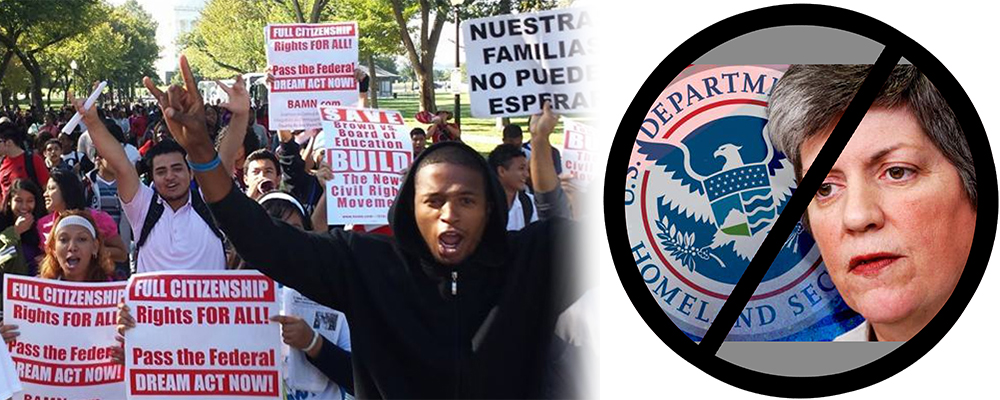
[604,4,996,398]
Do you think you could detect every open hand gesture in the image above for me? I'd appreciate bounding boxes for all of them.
[142,55,212,155]
[217,75,250,116]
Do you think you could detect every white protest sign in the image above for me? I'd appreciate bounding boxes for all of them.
[266,23,359,130]
[320,106,413,225]
[561,118,596,186]
[3,275,126,400]
[0,335,21,399]
[462,8,595,117]
[124,271,281,400]
[281,288,344,394]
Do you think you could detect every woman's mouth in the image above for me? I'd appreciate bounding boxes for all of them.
[65,256,81,269]
[849,253,902,276]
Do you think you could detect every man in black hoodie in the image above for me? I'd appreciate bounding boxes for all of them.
[136,56,580,398]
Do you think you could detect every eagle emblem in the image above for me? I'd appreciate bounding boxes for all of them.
[637,115,804,281]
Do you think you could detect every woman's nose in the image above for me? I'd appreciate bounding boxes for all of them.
[841,182,885,233]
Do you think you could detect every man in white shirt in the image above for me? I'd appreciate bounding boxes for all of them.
[70,100,226,272]
[488,144,538,231]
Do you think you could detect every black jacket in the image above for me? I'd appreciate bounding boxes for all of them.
[209,141,578,399]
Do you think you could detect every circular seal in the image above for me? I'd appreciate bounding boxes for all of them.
[625,65,861,341]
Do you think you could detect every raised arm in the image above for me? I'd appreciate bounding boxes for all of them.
[142,55,232,203]
[529,102,571,219]
[309,159,333,233]
[529,101,559,193]
[141,55,352,309]
[215,76,250,175]
[72,92,140,203]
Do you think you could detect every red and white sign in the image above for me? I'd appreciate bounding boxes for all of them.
[266,23,359,130]
[3,275,126,400]
[124,271,281,400]
[320,106,413,225]
[561,118,596,186]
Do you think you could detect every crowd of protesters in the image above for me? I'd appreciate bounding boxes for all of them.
[0,54,590,399]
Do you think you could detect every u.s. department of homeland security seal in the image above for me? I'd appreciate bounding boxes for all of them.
[624,65,861,341]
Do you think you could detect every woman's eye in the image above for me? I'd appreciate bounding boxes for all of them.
[885,166,913,180]
[816,183,839,200]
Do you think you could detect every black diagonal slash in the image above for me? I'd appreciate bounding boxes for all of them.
[699,48,902,353]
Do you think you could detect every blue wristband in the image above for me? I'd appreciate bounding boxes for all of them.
[187,153,222,173]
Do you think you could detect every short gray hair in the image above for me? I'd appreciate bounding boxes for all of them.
[767,64,977,210]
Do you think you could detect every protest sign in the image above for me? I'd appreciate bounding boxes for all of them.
[3,275,126,400]
[561,118,596,186]
[280,288,347,395]
[462,8,596,117]
[0,336,20,399]
[266,23,359,130]
[320,106,413,225]
[125,271,281,400]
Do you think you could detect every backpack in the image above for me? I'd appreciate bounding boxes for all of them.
[135,186,225,252]
[517,190,534,225]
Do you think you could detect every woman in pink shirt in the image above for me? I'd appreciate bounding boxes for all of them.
[36,169,128,263]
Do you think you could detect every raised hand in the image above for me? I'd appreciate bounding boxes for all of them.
[529,101,559,140]
[69,88,101,125]
[311,155,334,184]
[528,101,560,193]
[142,55,213,161]
[217,75,250,116]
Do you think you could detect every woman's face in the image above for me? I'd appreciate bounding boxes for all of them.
[54,224,97,282]
[10,189,35,217]
[800,108,976,329]
[44,179,64,213]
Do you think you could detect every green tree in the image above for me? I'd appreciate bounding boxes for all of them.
[107,0,160,102]
[272,0,335,23]
[1,58,31,108]
[0,0,99,113]
[333,0,408,108]
[181,0,287,78]
[59,22,128,97]
[388,0,450,113]
[34,43,74,106]
[464,0,557,16]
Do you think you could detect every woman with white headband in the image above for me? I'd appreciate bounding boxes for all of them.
[2,210,116,344]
